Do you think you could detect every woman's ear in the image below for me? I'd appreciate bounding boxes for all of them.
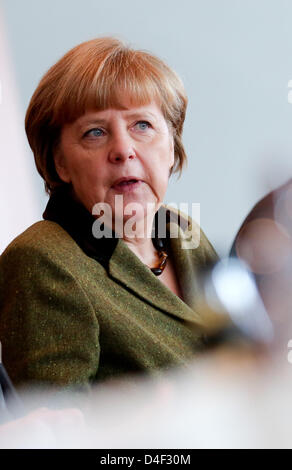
[54,147,71,183]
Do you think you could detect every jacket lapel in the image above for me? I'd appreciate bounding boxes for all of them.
[108,222,205,326]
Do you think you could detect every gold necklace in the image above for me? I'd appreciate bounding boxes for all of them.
[150,238,168,276]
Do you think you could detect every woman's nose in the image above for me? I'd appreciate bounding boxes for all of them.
[108,129,136,163]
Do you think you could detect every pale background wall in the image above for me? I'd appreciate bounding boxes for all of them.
[0,10,39,253]
[1,0,292,256]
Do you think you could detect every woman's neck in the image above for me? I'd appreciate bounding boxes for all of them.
[121,213,159,266]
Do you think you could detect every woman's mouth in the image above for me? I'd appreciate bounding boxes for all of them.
[112,179,143,193]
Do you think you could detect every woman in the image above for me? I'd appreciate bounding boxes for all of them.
[0,37,218,391]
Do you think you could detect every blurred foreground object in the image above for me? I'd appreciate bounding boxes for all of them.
[196,257,274,347]
[0,362,25,422]
[0,406,85,449]
[1,354,291,449]
[231,178,292,354]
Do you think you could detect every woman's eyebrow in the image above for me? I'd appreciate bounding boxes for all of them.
[76,118,108,128]
[77,111,158,128]
[124,111,158,121]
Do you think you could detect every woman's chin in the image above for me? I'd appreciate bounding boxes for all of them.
[107,191,157,218]
[111,204,156,238]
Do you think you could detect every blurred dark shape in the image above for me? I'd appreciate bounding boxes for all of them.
[230,178,292,351]
[198,257,274,345]
[0,362,25,423]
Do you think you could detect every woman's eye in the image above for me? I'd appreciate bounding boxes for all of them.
[135,121,151,131]
[84,128,104,138]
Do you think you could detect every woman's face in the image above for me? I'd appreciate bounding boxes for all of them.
[54,100,174,228]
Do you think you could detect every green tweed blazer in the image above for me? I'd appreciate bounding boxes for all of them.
[0,190,218,391]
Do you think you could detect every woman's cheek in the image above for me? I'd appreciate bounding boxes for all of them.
[154,175,169,203]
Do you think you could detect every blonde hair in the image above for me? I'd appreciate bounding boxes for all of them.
[25,37,188,194]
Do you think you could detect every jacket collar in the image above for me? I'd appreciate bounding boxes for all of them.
[43,186,189,268]
[43,186,203,324]
[43,186,118,267]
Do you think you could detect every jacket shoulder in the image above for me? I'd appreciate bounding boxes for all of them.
[0,220,100,389]
[0,221,93,281]
[164,204,218,255]
[1,220,82,259]
[163,204,218,262]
